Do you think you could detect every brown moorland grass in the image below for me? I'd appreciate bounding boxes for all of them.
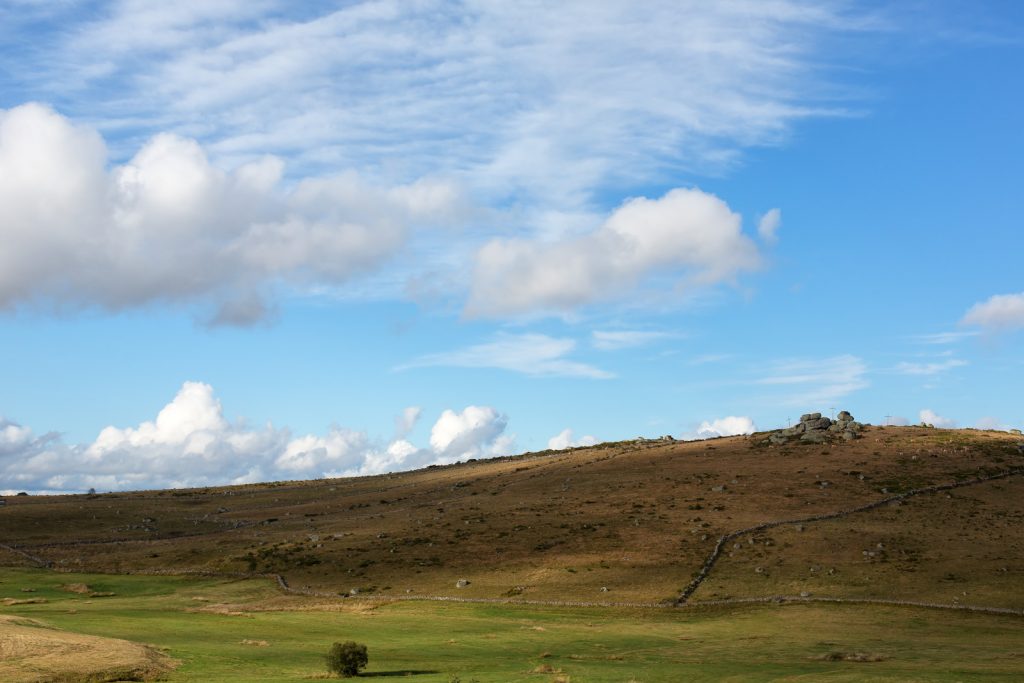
[0,614,176,682]
[1,426,1022,609]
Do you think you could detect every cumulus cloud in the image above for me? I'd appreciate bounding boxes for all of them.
[430,406,514,464]
[547,428,598,451]
[694,416,757,439]
[399,333,612,379]
[757,208,782,244]
[0,4,887,320]
[466,188,762,317]
[919,409,956,429]
[961,293,1024,331]
[0,103,460,321]
[0,383,513,494]
[974,416,1010,431]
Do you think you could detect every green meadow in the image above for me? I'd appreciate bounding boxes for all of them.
[1,567,1022,682]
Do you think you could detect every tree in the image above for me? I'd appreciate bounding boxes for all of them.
[326,641,368,678]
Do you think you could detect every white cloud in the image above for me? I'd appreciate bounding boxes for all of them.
[591,330,676,351]
[974,416,1009,431]
[757,208,782,244]
[466,188,762,317]
[399,333,613,379]
[0,383,513,493]
[547,428,598,451]
[961,293,1024,331]
[0,103,461,321]
[882,415,910,426]
[394,406,422,439]
[31,2,865,197]
[429,406,513,463]
[919,408,956,429]
[894,359,968,375]
[694,416,757,439]
[1,4,882,320]
[910,331,979,345]
[690,353,732,365]
[756,354,869,406]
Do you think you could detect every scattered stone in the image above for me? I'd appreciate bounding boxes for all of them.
[766,409,862,446]
[799,591,811,598]
[806,417,833,431]
[455,579,470,588]
[801,431,828,444]
[711,485,727,492]
[600,586,609,592]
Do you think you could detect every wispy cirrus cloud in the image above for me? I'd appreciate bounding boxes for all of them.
[397,333,613,379]
[909,331,979,345]
[0,2,883,320]
[893,359,967,376]
[591,329,678,351]
[755,354,868,406]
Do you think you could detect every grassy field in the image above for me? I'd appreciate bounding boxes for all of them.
[2,567,1023,681]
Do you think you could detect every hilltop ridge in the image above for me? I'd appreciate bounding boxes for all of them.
[2,424,1023,611]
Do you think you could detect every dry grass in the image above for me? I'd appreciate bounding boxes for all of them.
[2,597,47,606]
[2,426,1022,608]
[184,604,253,617]
[0,614,176,682]
[239,638,270,646]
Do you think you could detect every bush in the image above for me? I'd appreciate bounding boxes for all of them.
[326,641,368,677]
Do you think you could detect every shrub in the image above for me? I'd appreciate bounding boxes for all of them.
[326,641,368,677]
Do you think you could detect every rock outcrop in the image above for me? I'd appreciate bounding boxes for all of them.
[766,411,864,446]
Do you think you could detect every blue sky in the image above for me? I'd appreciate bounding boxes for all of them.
[1,1,1022,493]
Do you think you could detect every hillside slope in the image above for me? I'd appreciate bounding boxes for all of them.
[2,426,1022,608]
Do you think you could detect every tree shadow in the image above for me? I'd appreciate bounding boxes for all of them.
[359,671,440,678]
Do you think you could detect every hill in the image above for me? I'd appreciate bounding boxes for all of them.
[2,424,1023,611]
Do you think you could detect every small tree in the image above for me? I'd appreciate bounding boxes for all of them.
[326,641,368,678]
